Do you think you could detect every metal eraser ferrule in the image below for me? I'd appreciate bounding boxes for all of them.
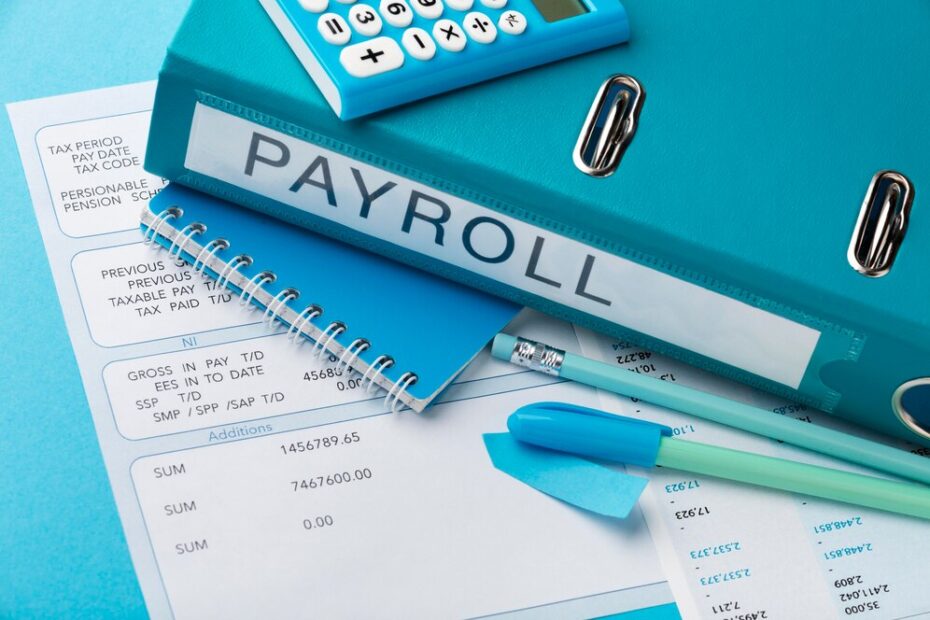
[510,337,566,376]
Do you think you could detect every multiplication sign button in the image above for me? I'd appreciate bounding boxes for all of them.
[433,19,466,51]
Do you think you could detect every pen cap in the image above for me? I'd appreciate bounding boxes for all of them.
[507,402,672,468]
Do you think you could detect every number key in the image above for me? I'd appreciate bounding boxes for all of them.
[349,5,383,36]
[411,0,443,20]
[380,0,413,27]
[299,0,329,12]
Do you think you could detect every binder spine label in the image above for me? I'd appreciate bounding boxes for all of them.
[184,103,822,389]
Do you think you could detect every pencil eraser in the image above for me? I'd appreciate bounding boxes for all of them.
[492,333,517,361]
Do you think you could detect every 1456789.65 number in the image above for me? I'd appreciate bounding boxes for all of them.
[279,431,361,455]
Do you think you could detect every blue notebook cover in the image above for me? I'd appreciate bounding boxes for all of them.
[145,0,930,445]
[141,184,519,410]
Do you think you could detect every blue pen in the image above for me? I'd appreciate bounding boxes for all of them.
[508,403,930,520]
[493,334,930,486]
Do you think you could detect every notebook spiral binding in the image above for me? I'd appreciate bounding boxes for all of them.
[141,204,419,413]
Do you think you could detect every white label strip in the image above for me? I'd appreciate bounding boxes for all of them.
[184,103,820,388]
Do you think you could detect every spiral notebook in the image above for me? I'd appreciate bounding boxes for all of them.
[141,185,519,412]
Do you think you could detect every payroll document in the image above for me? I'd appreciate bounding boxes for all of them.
[9,83,671,619]
[10,83,930,620]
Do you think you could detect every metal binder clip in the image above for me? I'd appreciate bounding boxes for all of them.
[573,74,645,178]
[848,170,914,277]
[893,378,930,441]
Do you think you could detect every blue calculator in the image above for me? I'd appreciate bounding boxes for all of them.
[259,0,629,119]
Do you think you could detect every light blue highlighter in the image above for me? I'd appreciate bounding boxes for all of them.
[493,334,930,486]
[505,403,930,521]
[258,0,630,118]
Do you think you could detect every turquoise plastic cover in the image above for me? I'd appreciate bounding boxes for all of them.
[145,0,930,443]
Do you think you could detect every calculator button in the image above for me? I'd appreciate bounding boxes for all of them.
[445,0,474,10]
[318,13,351,45]
[349,5,383,36]
[339,37,405,77]
[463,12,496,43]
[380,0,414,27]
[411,0,443,20]
[299,0,329,12]
[498,10,526,34]
[401,27,436,60]
[433,19,466,51]
[479,0,506,8]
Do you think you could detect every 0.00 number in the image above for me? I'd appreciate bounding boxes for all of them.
[302,515,335,530]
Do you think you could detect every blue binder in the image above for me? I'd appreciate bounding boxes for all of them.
[145,0,930,445]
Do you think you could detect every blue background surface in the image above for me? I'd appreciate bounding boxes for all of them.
[0,2,188,616]
[0,3,678,618]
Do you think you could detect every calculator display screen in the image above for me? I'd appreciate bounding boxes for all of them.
[530,0,589,22]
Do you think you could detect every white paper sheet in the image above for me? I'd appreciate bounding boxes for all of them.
[8,82,673,620]
[575,327,930,620]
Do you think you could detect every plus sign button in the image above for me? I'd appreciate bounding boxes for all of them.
[340,36,405,77]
